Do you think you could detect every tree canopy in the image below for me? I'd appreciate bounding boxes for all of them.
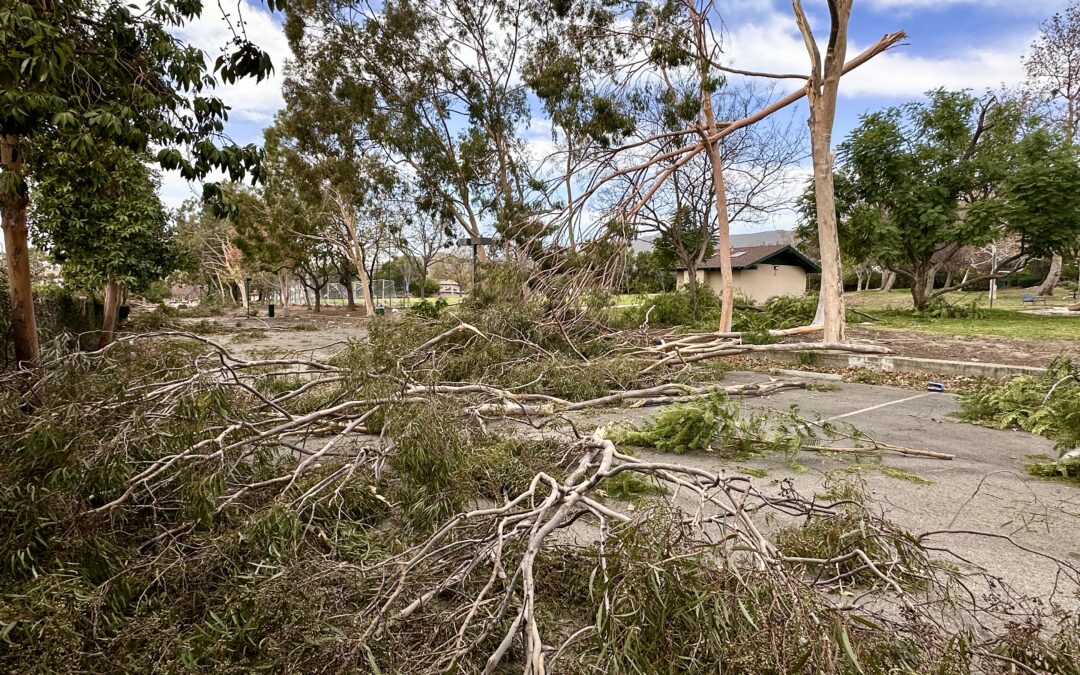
[28,142,176,293]
[1,0,282,361]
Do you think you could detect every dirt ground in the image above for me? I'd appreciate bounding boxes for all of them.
[177,308,369,359]
[827,323,1078,367]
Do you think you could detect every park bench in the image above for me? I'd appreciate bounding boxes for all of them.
[1021,293,1048,305]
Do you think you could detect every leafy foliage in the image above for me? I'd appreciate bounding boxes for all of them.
[918,297,986,319]
[1,0,278,191]
[958,356,1080,450]
[611,393,817,456]
[28,142,177,292]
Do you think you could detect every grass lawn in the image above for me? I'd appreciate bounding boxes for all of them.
[848,288,1080,341]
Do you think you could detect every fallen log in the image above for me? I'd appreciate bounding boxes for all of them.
[654,324,824,351]
[801,444,954,460]
[643,341,891,374]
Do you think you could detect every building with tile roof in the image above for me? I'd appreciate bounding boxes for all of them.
[676,244,820,303]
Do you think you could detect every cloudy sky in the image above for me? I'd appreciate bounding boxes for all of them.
[161,0,1069,230]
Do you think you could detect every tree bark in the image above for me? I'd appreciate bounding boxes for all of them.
[880,270,896,292]
[343,274,357,311]
[698,104,735,331]
[910,264,937,310]
[98,278,121,349]
[943,270,953,290]
[1,134,40,366]
[1036,253,1062,296]
[277,270,292,317]
[794,0,850,343]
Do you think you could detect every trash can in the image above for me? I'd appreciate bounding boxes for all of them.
[374,306,385,316]
[268,303,275,318]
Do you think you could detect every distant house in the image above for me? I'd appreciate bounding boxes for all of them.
[676,244,820,303]
[438,279,461,295]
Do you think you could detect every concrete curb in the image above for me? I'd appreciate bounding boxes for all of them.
[747,350,1046,379]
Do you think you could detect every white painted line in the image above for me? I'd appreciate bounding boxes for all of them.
[826,393,930,422]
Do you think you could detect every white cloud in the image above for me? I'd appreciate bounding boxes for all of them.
[722,11,1032,98]
[175,2,291,124]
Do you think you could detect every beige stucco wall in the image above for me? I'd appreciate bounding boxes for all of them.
[677,265,807,303]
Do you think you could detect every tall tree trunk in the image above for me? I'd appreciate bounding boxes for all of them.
[700,112,735,332]
[943,270,953,290]
[98,278,121,349]
[794,0,850,343]
[855,267,864,292]
[1,134,39,365]
[419,268,428,299]
[1036,253,1062,296]
[278,271,291,317]
[687,2,735,333]
[911,264,937,310]
[313,281,322,313]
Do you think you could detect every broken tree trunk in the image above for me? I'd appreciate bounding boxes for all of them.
[794,0,851,344]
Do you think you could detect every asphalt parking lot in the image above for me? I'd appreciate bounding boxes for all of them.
[578,372,1080,606]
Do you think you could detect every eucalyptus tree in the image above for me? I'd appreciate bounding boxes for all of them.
[397,197,452,299]
[525,0,900,331]
[793,0,854,341]
[174,199,249,305]
[29,143,176,347]
[284,0,540,260]
[259,112,392,315]
[1,0,281,364]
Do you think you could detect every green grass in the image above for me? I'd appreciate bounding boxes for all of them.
[611,293,660,306]
[848,286,1077,312]
[844,288,1080,340]
[735,466,768,478]
[871,307,1080,340]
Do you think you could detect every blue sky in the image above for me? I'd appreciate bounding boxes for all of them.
[161,0,1070,231]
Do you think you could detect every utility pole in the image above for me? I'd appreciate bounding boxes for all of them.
[457,237,498,294]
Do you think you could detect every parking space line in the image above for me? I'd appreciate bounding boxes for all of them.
[826,393,930,422]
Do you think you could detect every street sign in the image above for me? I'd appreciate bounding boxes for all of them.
[456,237,499,247]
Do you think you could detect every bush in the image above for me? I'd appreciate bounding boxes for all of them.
[139,280,171,303]
[918,297,985,319]
[409,297,448,319]
[624,287,721,328]
[0,275,103,366]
